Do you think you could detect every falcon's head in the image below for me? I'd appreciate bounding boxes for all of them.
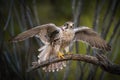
[64,21,74,30]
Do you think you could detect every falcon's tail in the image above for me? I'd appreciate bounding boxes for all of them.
[38,44,66,72]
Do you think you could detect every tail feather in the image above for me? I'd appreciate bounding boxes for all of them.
[38,44,66,72]
[43,62,66,72]
[38,44,52,62]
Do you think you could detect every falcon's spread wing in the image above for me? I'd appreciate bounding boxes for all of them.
[74,27,111,51]
[11,23,66,72]
[11,23,60,44]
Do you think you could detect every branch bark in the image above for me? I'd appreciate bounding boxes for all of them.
[27,54,120,75]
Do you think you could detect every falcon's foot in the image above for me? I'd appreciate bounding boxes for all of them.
[58,51,64,59]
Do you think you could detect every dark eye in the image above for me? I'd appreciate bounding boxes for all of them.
[70,26,73,28]
[73,24,74,27]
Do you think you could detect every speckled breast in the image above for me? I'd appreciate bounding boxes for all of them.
[60,30,75,48]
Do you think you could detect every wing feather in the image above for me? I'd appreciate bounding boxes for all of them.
[74,27,111,51]
[11,23,60,43]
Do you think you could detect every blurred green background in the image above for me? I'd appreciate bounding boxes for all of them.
[0,0,120,80]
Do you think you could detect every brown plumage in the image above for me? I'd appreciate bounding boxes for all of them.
[74,27,111,51]
[11,21,111,72]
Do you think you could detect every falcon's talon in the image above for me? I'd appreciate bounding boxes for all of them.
[58,51,64,59]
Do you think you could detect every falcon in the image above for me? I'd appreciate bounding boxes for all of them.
[12,21,111,72]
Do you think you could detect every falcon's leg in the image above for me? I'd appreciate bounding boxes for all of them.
[54,45,64,58]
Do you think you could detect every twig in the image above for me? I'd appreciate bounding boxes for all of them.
[102,0,119,39]
[27,54,120,75]
[33,0,40,25]
[109,18,120,44]
[101,0,112,34]
[93,0,105,31]
[73,0,83,27]
[3,0,13,30]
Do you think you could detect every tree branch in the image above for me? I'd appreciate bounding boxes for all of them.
[27,54,120,75]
